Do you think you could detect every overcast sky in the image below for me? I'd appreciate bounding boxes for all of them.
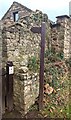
[0,0,70,21]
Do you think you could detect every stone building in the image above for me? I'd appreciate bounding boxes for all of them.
[1,1,33,26]
[1,1,48,116]
[0,1,71,117]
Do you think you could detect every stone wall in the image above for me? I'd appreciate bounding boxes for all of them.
[2,24,40,116]
[69,18,71,58]
[50,15,71,59]
[14,71,39,115]
[56,15,71,59]
[2,1,32,26]
[51,23,63,54]
[1,1,71,116]
[2,11,49,116]
[0,20,2,119]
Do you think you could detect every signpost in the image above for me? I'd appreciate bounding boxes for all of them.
[31,22,46,110]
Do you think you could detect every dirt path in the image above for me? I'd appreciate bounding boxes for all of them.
[2,110,44,119]
[2,110,22,118]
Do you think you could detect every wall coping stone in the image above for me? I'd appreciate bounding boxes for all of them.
[56,15,70,19]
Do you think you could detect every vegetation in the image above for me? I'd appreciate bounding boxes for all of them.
[28,56,39,72]
[29,49,70,118]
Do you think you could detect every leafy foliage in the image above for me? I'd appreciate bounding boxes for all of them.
[28,56,39,72]
[29,49,70,118]
[43,49,69,118]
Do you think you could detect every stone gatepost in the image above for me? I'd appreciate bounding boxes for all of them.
[56,15,70,59]
[14,67,39,116]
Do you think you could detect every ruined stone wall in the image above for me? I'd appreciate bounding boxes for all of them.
[57,16,71,59]
[64,18,71,59]
[69,18,71,58]
[0,20,2,119]
[1,2,71,116]
[2,11,49,116]
[2,24,40,115]
[51,16,71,59]
[51,23,64,55]
[0,20,2,73]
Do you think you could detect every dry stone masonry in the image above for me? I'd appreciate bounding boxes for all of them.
[1,1,71,117]
[51,15,71,59]
[0,20,2,119]
[2,8,49,115]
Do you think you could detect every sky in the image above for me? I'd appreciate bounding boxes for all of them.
[0,0,70,21]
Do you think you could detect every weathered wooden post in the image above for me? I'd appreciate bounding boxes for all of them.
[31,22,46,110]
[39,22,46,110]
[6,61,14,111]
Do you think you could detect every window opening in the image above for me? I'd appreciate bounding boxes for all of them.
[13,12,19,22]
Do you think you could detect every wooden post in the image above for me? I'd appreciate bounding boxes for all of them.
[2,72,6,114]
[0,71,2,118]
[39,22,46,110]
[30,22,46,110]
[6,61,14,111]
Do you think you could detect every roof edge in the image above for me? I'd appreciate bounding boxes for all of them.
[1,1,33,20]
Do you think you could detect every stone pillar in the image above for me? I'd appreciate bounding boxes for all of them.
[51,23,61,54]
[69,18,71,58]
[56,15,70,59]
[13,67,39,116]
